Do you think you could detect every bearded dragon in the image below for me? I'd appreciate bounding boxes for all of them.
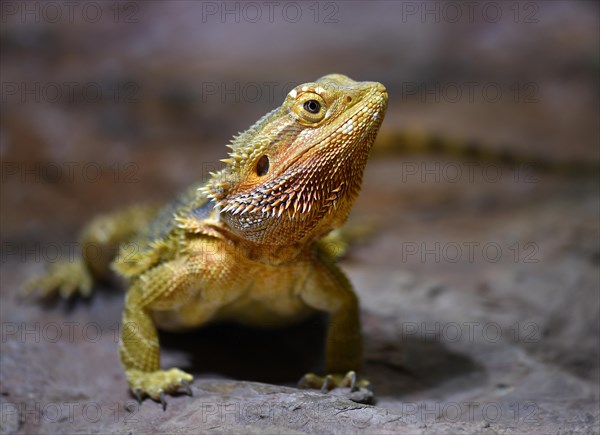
[23,74,388,409]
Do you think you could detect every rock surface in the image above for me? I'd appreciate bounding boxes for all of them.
[1,160,598,434]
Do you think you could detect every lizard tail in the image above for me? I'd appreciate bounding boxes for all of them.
[373,130,599,176]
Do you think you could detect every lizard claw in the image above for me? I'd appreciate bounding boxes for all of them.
[320,375,332,393]
[20,260,93,300]
[348,370,358,392]
[181,379,193,396]
[299,371,363,390]
[159,391,167,411]
[134,388,142,404]
[126,368,194,409]
[298,371,373,404]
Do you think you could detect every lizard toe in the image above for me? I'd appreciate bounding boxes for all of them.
[126,368,194,409]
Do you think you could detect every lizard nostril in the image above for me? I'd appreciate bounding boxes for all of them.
[345,96,353,104]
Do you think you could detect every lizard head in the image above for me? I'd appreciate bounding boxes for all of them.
[203,74,388,246]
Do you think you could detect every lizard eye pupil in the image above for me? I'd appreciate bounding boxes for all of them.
[303,100,321,114]
[256,155,269,176]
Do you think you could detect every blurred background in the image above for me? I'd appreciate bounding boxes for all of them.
[1,1,598,237]
[1,1,598,433]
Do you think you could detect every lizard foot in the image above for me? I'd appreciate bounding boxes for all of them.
[20,260,93,299]
[298,371,373,404]
[127,368,194,410]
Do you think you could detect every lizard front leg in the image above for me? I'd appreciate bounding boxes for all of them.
[119,256,198,409]
[118,238,245,409]
[298,256,370,395]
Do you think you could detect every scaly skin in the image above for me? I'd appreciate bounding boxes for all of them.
[23,74,388,408]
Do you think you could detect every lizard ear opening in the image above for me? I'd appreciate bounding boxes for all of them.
[256,155,270,176]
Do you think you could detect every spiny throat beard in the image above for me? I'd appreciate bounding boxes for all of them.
[213,135,372,246]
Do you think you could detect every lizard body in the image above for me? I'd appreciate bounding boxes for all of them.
[24,74,388,407]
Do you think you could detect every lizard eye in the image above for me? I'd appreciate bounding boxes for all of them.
[303,100,321,114]
[256,155,269,176]
[291,92,327,124]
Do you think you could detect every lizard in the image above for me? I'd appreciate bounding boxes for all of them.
[22,74,388,409]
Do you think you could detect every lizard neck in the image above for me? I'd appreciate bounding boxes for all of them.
[214,222,314,265]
